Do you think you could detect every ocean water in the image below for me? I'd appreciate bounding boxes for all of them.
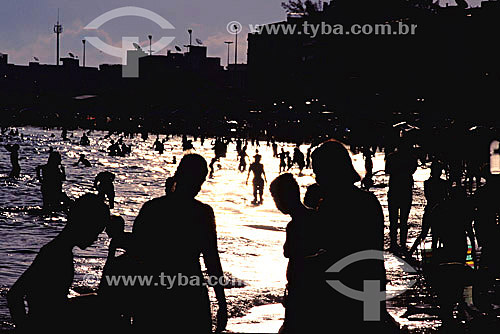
[0,126,438,332]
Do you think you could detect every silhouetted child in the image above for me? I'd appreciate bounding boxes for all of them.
[7,194,110,332]
[303,183,323,210]
[270,173,318,333]
[94,171,115,209]
[105,215,132,259]
[4,144,20,178]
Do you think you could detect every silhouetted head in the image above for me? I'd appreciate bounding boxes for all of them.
[430,161,443,178]
[304,183,323,210]
[48,151,62,165]
[173,154,208,198]
[80,154,86,159]
[106,215,125,239]
[448,185,467,201]
[65,194,110,249]
[270,173,301,214]
[312,140,360,190]
[12,144,19,151]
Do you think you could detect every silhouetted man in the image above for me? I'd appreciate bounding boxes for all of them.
[385,141,418,252]
[7,194,110,332]
[4,144,20,178]
[246,155,267,204]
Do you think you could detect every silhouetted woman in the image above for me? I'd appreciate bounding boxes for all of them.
[131,154,227,333]
[311,140,393,332]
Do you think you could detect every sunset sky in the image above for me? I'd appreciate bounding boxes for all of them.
[0,0,477,67]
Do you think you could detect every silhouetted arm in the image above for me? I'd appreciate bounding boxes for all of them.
[409,209,432,255]
[7,262,36,329]
[246,167,251,184]
[35,165,42,181]
[201,205,227,333]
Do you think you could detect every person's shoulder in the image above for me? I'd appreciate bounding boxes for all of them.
[353,187,382,207]
[194,200,215,215]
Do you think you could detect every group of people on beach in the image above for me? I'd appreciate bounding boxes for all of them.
[3,125,500,332]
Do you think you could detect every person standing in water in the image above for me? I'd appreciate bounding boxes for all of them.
[270,173,318,333]
[94,171,116,209]
[385,140,418,252]
[36,151,70,212]
[310,139,392,332]
[131,154,227,333]
[246,154,267,204]
[238,145,249,172]
[4,144,20,178]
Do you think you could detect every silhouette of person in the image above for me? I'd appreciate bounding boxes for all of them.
[7,194,110,332]
[74,154,91,167]
[105,215,132,259]
[409,161,449,255]
[131,154,227,333]
[473,174,500,314]
[270,173,318,333]
[427,186,476,325]
[36,151,70,212]
[278,149,287,173]
[292,147,305,175]
[238,145,248,172]
[385,140,418,252]
[94,171,116,209]
[4,144,20,178]
[310,139,390,332]
[272,142,278,158]
[303,183,323,210]
[107,140,119,157]
[246,154,267,204]
[153,137,164,154]
[79,133,90,146]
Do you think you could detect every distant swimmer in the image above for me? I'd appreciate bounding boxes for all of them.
[79,133,90,146]
[246,154,267,205]
[74,154,91,167]
[153,137,164,154]
[35,151,71,212]
[4,144,20,178]
[94,171,116,209]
